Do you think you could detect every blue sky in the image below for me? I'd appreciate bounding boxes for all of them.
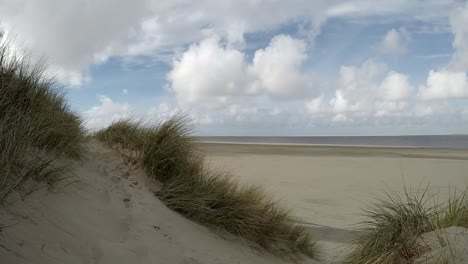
[2,1,468,135]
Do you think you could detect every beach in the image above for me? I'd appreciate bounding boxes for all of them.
[202,143,468,262]
[1,141,467,264]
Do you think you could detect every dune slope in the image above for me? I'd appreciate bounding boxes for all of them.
[0,141,308,264]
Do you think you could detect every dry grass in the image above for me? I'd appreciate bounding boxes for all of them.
[0,41,84,203]
[96,115,318,259]
[345,189,468,264]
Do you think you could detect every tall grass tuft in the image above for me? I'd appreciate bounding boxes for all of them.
[439,190,468,228]
[95,119,145,150]
[0,41,85,203]
[96,115,318,259]
[345,189,468,264]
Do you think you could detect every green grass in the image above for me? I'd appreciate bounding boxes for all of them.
[0,42,85,203]
[439,191,468,228]
[345,189,468,264]
[95,118,145,150]
[96,115,318,259]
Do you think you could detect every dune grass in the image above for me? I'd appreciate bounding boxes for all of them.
[0,42,85,203]
[96,116,318,259]
[95,118,145,150]
[345,189,468,264]
[439,191,468,228]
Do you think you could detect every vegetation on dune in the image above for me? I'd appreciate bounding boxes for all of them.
[345,189,468,264]
[96,116,318,259]
[95,118,146,150]
[0,42,84,203]
[439,191,468,228]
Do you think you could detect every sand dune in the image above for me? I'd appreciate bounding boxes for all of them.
[1,141,467,263]
[0,142,304,264]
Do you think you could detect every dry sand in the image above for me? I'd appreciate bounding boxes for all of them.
[0,142,305,264]
[201,143,468,263]
[1,141,467,264]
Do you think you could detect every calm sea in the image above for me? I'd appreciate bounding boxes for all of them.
[197,135,468,149]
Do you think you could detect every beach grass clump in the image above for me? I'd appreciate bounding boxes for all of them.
[345,189,468,264]
[140,115,196,183]
[95,119,145,150]
[0,41,85,203]
[96,115,318,259]
[439,191,468,228]
[157,160,317,256]
[345,190,436,264]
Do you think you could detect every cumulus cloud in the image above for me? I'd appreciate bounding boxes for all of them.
[306,96,328,113]
[0,0,151,85]
[379,72,412,100]
[2,0,466,134]
[248,35,308,98]
[84,96,130,130]
[309,60,414,120]
[167,37,248,107]
[0,0,457,86]
[331,60,387,113]
[415,3,468,102]
[448,2,468,71]
[378,28,410,55]
[167,34,310,107]
[374,101,408,117]
[419,70,468,100]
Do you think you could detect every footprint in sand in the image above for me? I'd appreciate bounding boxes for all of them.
[122,193,132,208]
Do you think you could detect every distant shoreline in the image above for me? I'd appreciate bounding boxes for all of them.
[196,135,468,149]
[196,141,468,150]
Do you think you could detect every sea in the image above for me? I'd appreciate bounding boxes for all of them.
[197,135,468,149]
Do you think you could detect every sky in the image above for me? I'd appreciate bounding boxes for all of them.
[1,0,468,136]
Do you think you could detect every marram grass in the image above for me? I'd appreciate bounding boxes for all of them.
[345,188,468,264]
[0,41,84,203]
[96,115,318,259]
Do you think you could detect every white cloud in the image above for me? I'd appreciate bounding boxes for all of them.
[167,37,248,108]
[374,101,408,117]
[379,71,412,100]
[331,60,387,113]
[325,61,413,117]
[448,3,468,71]
[2,0,466,134]
[248,35,308,98]
[123,89,128,95]
[0,0,457,86]
[332,114,347,122]
[84,96,130,130]
[146,102,180,121]
[378,28,410,55]
[414,104,433,117]
[167,34,310,107]
[419,70,468,100]
[306,96,328,113]
[0,0,151,85]
[415,3,468,102]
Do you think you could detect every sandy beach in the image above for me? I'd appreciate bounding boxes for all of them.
[0,141,467,264]
[202,143,468,262]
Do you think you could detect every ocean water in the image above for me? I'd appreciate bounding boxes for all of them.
[198,135,468,149]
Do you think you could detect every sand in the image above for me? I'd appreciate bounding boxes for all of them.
[201,143,468,262]
[416,226,468,263]
[1,141,467,264]
[0,142,303,264]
